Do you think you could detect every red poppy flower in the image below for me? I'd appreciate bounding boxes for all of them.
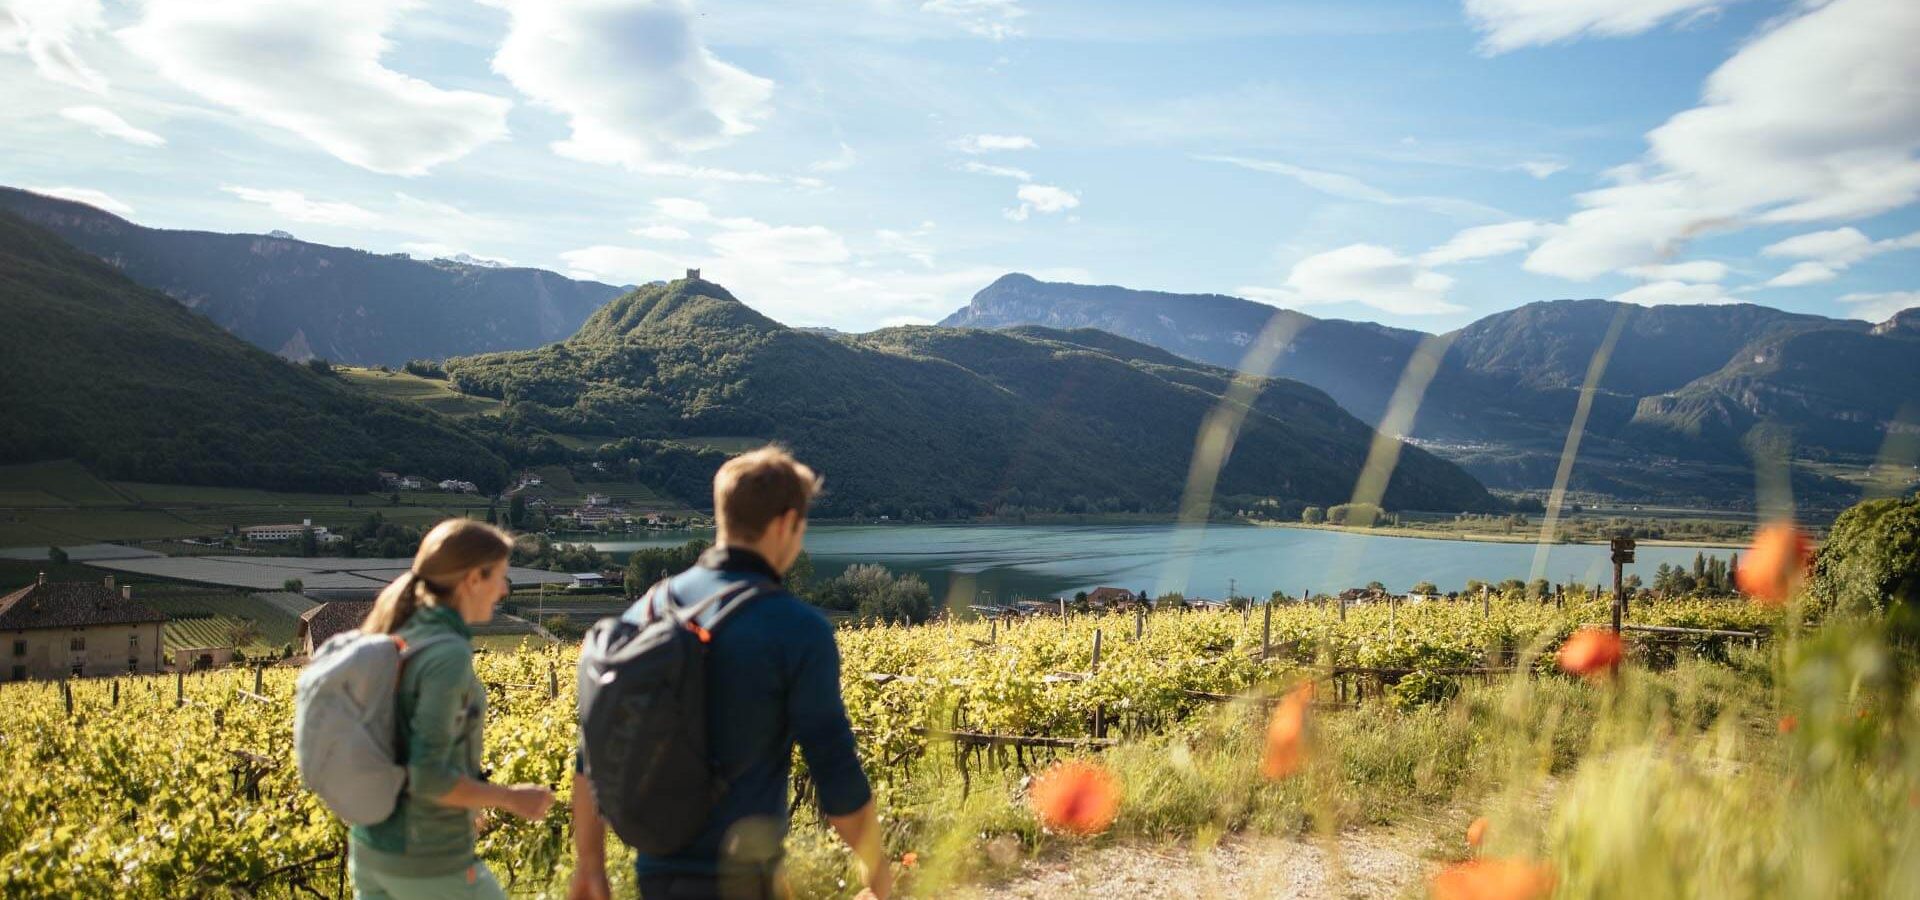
[1736,523,1813,606]
[1777,715,1797,734]
[1557,628,1624,679]
[1466,816,1489,849]
[1261,682,1315,780]
[900,851,918,869]
[1430,859,1555,900]
[1029,759,1121,836]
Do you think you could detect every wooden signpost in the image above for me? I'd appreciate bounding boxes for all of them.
[1610,536,1636,633]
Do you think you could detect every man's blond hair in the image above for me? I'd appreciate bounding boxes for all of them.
[713,446,822,540]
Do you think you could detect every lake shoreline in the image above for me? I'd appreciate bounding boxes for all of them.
[1248,520,1745,549]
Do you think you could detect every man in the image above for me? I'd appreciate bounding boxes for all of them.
[570,446,889,900]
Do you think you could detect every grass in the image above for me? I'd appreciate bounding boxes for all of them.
[0,461,132,507]
[771,611,1914,899]
[0,462,498,548]
[336,366,504,419]
[519,465,686,511]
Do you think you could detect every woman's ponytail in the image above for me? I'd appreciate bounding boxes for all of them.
[360,519,514,634]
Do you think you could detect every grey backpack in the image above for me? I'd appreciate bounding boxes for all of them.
[293,630,457,826]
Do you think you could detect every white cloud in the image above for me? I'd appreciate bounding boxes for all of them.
[0,0,107,93]
[1623,260,1728,282]
[921,0,1026,40]
[1758,226,1920,286]
[1198,154,1507,221]
[27,185,130,217]
[1419,220,1551,265]
[1242,244,1462,315]
[875,227,937,268]
[650,197,760,230]
[1837,291,1920,322]
[1464,0,1726,55]
[809,142,858,173]
[960,160,1032,181]
[1523,0,1920,281]
[1614,280,1730,306]
[223,186,380,227]
[1005,183,1078,221]
[488,0,772,170]
[953,133,1035,153]
[1761,227,1877,265]
[1765,261,1838,287]
[633,224,691,241]
[58,105,163,147]
[1516,159,1568,179]
[119,0,510,176]
[708,224,850,265]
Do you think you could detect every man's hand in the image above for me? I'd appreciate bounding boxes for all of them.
[826,801,888,900]
[501,784,556,820]
[566,867,611,900]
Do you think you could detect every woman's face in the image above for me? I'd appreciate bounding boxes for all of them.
[453,560,511,625]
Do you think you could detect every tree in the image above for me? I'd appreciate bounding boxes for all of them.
[282,578,304,593]
[226,619,262,650]
[1301,506,1325,524]
[47,546,67,566]
[786,551,816,600]
[306,357,335,376]
[508,494,529,529]
[1366,580,1387,593]
[1810,495,1920,620]
[1526,578,1550,600]
[812,564,932,624]
[1411,581,1438,596]
[298,526,318,558]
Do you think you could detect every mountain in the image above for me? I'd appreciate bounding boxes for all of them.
[1627,320,1920,461]
[0,187,625,367]
[444,278,1497,517]
[942,274,1425,426]
[0,210,507,493]
[942,275,1913,510]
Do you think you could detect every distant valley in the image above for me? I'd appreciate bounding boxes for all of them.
[0,187,625,367]
[944,274,1920,511]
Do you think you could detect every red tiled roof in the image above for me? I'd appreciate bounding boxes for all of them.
[0,581,166,630]
[300,601,374,646]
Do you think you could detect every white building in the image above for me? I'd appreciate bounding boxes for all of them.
[437,479,478,493]
[584,493,612,507]
[241,519,335,543]
[569,573,606,589]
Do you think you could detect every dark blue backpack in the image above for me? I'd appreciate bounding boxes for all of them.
[575,578,768,854]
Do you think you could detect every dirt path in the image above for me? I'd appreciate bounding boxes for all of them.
[961,827,1438,899]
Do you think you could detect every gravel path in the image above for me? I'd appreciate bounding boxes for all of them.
[960,828,1436,900]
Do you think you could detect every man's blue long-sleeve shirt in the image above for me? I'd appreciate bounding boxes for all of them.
[618,546,871,876]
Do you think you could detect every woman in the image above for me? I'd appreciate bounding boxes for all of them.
[349,518,555,899]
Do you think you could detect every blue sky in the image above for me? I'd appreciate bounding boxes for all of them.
[2,0,1916,332]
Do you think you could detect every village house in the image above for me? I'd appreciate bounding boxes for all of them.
[397,475,426,490]
[572,505,627,527]
[584,493,612,507]
[0,575,167,681]
[437,479,478,494]
[568,572,607,589]
[240,519,337,543]
[1084,586,1138,608]
[297,601,374,657]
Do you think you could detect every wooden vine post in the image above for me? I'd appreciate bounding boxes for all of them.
[1133,606,1143,641]
[1262,601,1273,660]
[175,670,185,708]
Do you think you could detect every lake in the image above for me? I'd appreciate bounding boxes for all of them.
[584,524,1730,606]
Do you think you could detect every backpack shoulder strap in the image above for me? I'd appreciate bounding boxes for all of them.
[701,580,774,631]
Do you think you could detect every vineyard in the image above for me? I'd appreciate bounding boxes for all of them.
[0,594,1789,898]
